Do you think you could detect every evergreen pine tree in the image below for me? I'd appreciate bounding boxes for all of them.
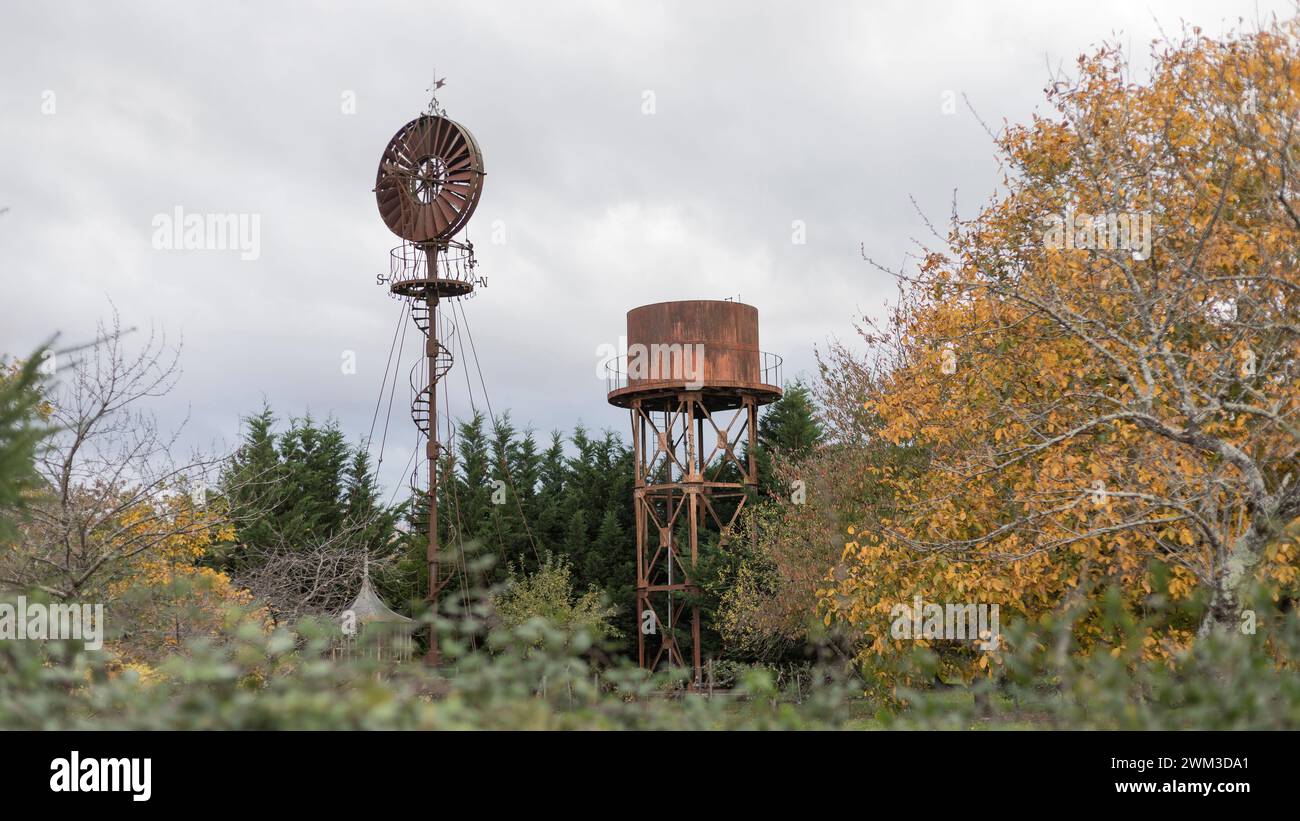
[219,404,284,570]
[536,431,568,554]
[753,380,824,495]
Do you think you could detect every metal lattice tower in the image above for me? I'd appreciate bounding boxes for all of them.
[606,300,782,684]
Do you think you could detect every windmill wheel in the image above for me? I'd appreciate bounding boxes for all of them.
[375,115,484,243]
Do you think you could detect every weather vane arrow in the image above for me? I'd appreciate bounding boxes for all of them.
[426,70,447,115]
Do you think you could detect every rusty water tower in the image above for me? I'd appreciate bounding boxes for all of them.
[374,90,485,665]
[606,300,782,684]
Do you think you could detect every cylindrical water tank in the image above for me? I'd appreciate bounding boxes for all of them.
[607,300,781,408]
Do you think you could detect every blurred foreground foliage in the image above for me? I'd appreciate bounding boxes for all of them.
[0,558,855,730]
[3,558,1300,729]
[5,573,1299,729]
[884,586,1300,730]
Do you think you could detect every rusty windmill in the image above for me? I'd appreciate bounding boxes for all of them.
[374,85,485,665]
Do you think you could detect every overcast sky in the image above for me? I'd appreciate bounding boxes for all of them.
[1,0,1291,495]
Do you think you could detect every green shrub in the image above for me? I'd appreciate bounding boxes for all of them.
[882,587,1300,730]
[0,578,854,730]
[490,552,621,647]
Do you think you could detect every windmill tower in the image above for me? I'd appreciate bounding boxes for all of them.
[373,92,485,665]
[606,300,782,684]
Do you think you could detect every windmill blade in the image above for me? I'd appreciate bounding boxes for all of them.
[375,113,485,243]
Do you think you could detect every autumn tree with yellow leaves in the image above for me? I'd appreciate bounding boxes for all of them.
[105,493,263,668]
[0,313,262,668]
[824,19,1300,673]
[0,312,229,601]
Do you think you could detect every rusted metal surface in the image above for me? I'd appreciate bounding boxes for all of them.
[386,238,478,299]
[609,301,782,685]
[423,285,441,667]
[375,114,485,244]
[608,300,782,409]
[606,351,782,405]
[630,300,761,383]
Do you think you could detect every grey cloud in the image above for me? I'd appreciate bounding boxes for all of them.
[1,0,1285,492]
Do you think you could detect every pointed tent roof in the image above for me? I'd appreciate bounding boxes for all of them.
[343,551,413,625]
